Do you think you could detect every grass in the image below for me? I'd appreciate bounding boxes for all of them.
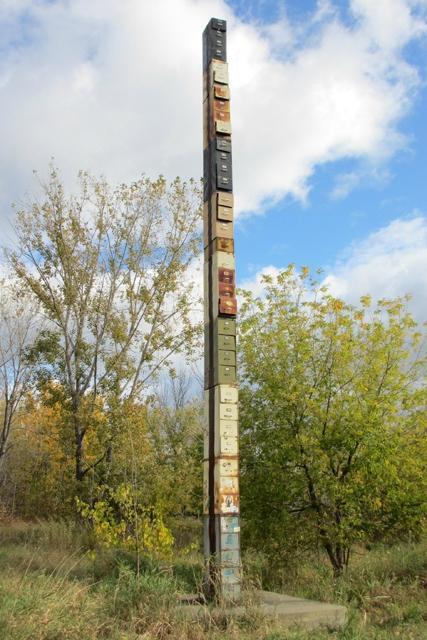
[0,519,426,639]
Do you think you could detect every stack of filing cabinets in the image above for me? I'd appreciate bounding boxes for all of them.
[202,17,241,601]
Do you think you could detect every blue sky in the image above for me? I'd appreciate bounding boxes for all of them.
[227,0,427,297]
[0,0,426,320]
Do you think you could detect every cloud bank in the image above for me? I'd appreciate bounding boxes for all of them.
[0,0,426,222]
[242,215,427,323]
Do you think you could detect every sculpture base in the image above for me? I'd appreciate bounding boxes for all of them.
[178,590,347,631]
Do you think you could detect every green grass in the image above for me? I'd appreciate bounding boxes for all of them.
[0,520,426,639]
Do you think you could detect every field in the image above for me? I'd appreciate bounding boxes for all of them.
[0,520,426,640]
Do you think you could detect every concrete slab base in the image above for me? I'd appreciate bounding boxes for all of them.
[178,590,347,631]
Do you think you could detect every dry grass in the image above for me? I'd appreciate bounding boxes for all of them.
[0,520,426,639]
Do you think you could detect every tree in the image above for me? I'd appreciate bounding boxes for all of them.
[8,168,202,491]
[239,266,427,575]
[0,281,39,468]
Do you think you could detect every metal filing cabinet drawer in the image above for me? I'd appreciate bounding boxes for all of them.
[221,568,240,584]
[219,385,238,404]
[215,251,235,270]
[219,282,235,296]
[219,403,238,421]
[218,191,233,207]
[221,550,240,566]
[212,61,229,85]
[218,350,236,366]
[219,493,239,514]
[219,296,237,315]
[220,516,240,533]
[214,84,230,100]
[217,317,236,335]
[218,334,235,350]
[221,533,239,550]
[218,435,238,455]
[216,137,231,153]
[218,458,238,476]
[218,365,236,383]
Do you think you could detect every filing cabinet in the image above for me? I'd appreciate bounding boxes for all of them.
[204,30,226,62]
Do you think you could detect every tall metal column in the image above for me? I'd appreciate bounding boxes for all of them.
[202,17,241,601]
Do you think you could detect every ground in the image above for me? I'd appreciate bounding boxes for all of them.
[0,520,425,639]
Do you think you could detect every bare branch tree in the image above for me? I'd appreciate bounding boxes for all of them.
[0,280,40,469]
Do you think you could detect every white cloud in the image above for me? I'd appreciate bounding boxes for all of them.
[330,165,390,199]
[241,216,427,323]
[239,265,282,298]
[0,0,426,227]
[323,215,427,321]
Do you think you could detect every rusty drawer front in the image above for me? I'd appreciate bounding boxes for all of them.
[218,282,235,297]
[216,237,234,253]
[214,84,230,100]
[214,98,230,112]
[219,296,237,315]
[218,491,239,514]
[218,267,235,284]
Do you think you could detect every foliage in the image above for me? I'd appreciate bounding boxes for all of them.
[0,280,41,467]
[8,167,203,486]
[239,266,427,575]
[77,483,174,559]
[0,388,75,518]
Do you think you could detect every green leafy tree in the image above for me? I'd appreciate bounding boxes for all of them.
[239,266,427,575]
[8,168,202,490]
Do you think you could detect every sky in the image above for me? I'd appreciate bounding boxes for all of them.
[1,0,427,322]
